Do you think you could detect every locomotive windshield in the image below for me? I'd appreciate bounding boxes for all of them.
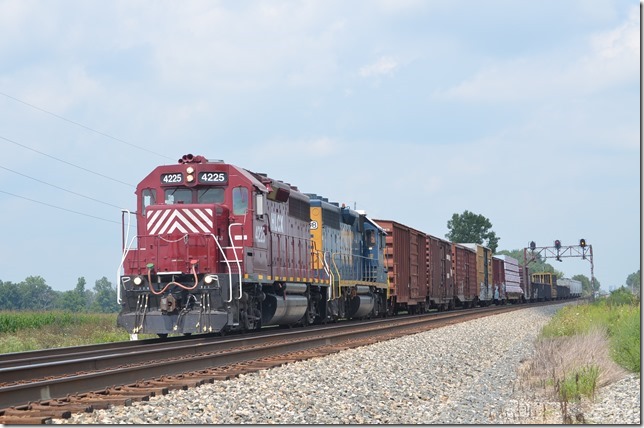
[165,188,192,204]
[162,187,225,204]
[198,188,225,204]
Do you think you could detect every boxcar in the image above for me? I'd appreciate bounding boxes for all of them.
[460,243,494,305]
[494,255,524,303]
[427,234,455,311]
[518,264,533,301]
[373,220,429,314]
[492,256,506,303]
[451,243,478,308]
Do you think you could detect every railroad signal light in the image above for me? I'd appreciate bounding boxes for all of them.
[580,238,586,248]
[554,239,561,250]
[529,241,536,251]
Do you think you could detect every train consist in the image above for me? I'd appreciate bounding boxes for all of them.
[117,155,580,337]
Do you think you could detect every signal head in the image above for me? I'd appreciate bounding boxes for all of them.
[554,239,561,250]
[529,241,536,251]
[580,238,586,248]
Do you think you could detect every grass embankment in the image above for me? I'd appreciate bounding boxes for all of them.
[0,311,151,353]
[524,289,640,409]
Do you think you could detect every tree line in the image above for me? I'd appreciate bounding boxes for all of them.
[0,276,120,312]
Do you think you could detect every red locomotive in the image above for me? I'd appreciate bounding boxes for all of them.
[117,154,388,337]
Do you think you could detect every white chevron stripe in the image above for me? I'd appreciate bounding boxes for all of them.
[147,207,214,235]
[183,208,211,232]
[195,208,213,226]
[148,209,172,235]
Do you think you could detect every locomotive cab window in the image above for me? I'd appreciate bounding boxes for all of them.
[165,187,192,204]
[232,187,249,215]
[198,188,225,204]
[141,189,157,214]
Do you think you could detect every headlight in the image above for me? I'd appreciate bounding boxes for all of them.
[204,275,213,284]
[133,276,143,286]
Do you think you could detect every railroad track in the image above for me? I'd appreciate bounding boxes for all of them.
[0,301,565,424]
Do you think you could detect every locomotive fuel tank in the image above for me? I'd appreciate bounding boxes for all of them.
[261,283,308,326]
[347,285,375,319]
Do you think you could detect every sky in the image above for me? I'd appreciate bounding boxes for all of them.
[0,0,640,292]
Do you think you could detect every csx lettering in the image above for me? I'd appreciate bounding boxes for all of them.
[270,214,284,233]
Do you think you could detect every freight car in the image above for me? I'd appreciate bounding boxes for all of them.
[557,278,583,298]
[531,272,557,301]
[426,234,455,311]
[372,219,429,315]
[460,243,494,306]
[493,255,525,304]
[451,243,478,308]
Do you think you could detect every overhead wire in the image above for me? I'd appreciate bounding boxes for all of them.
[0,164,125,210]
[0,92,159,229]
[0,91,173,161]
[0,189,122,225]
[0,135,134,187]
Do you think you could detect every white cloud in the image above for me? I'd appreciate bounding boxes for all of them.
[590,6,639,60]
[436,6,639,103]
[359,56,399,78]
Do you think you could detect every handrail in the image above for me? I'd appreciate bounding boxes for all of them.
[117,210,136,305]
[211,233,234,303]
[228,223,244,300]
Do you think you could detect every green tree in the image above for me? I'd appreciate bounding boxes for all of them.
[626,270,641,295]
[446,210,500,252]
[90,277,120,313]
[58,277,89,312]
[572,274,592,297]
[17,276,56,310]
[0,280,20,310]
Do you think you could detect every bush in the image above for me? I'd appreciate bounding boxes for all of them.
[610,305,640,372]
[558,365,600,402]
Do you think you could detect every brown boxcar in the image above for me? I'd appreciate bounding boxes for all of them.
[451,243,478,308]
[460,243,494,305]
[427,234,455,310]
[492,256,505,302]
[373,219,429,314]
[518,264,534,301]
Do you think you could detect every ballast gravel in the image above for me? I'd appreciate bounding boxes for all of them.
[55,303,640,424]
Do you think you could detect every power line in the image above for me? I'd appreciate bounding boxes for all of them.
[0,189,122,225]
[0,91,173,160]
[0,134,134,187]
[0,164,124,210]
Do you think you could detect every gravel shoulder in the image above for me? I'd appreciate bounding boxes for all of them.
[56,303,640,424]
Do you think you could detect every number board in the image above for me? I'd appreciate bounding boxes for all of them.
[198,171,228,184]
[160,173,183,184]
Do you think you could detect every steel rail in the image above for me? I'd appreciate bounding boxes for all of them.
[0,301,569,411]
[0,305,552,409]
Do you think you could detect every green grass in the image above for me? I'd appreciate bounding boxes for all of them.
[0,311,155,353]
[541,295,640,374]
[558,365,599,402]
